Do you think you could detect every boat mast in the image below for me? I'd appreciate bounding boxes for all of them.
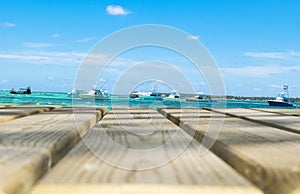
[283,85,289,99]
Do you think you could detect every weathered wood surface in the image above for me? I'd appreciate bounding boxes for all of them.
[0,106,107,194]
[0,105,11,109]
[0,148,50,194]
[205,108,300,135]
[159,108,300,194]
[31,108,262,194]
[251,108,300,117]
[0,105,58,123]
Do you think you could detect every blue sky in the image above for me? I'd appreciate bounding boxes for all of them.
[0,0,300,96]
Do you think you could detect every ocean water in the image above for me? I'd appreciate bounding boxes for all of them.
[0,90,298,109]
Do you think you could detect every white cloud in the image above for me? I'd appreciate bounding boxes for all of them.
[222,65,300,77]
[0,54,48,61]
[52,34,60,38]
[0,52,82,66]
[187,35,199,40]
[0,22,16,28]
[77,37,93,43]
[47,77,54,80]
[28,51,85,58]
[24,42,57,48]
[0,50,137,68]
[106,5,131,16]
[244,51,300,61]
[244,52,286,59]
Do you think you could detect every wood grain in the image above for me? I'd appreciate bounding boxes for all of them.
[251,108,300,117]
[205,108,300,135]
[0,147,49,194]
[0,106,106,194]
[31,108,262,194]
[0,105,11,109]
[159,108,300,194]
[0,105,59,123]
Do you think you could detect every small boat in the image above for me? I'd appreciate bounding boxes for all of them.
[79,89,110,100]
[139,85,164,100]
[268,85,293,107]
[186,92,211,102]
[139,91,164,100]
[10,87,32,94]
[129,91,149,98]
[163,90,183,102]
[195,92,205,100]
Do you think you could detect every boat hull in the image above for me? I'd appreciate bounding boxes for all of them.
[10,88,31,95]
[79,94,110,100]
[268,100,293,107]
[163,97,184,102]
[139,96,163,100]
[186,98,211,103]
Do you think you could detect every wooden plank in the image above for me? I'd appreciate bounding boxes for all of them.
[0,105,11,109]
[0,106,106,194]
[159,108,300,194]
[32,185,262,194]
[64,106,108,118]
[205,108,300,135]
[0,107,107,130]
[0,107,106,161]
[0,148,49,194]
[251,108,300,117]
[0,105,59,123]
[31,108,262,194]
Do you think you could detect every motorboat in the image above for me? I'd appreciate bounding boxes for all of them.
[268,85,293,107]
[138,85,164,100]
[79,89,110,100]
[194,92,205,100]
[163,90,183,102]
[129,91,149,98]
[10,87,32,94]
[186,92,211,102]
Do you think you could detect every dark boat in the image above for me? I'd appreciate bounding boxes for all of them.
[268,100,292,107]
[10,87,32,94]
[268,85,292,107]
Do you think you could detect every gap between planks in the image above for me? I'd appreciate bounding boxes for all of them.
[0,106,107,194]
[204,108,300,135]
[0,105,60,123]
[31,108,263,194]
[158,108,300,194]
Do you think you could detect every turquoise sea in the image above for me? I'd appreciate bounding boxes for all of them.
[0,90,299,109]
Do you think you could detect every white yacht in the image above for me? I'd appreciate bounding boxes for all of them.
[163,90,182,101]
[138,85,164,100]
[268,85,293,107]
[79,89,110,100]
